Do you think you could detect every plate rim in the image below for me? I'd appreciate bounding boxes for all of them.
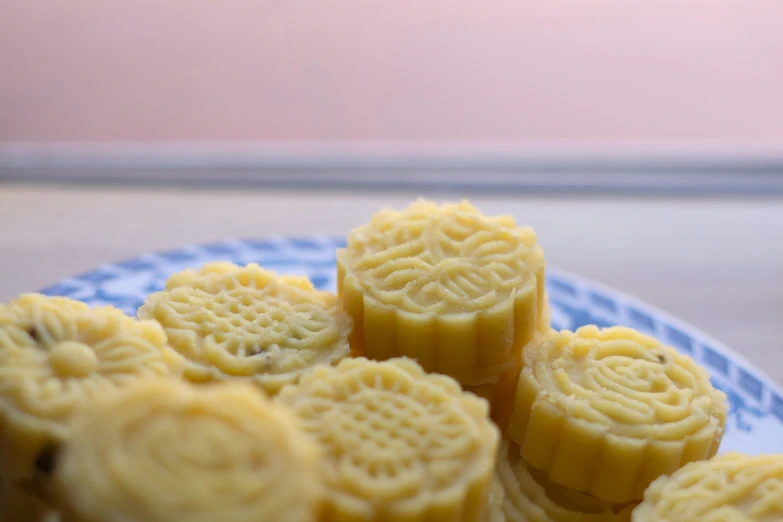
[38,235,783,400]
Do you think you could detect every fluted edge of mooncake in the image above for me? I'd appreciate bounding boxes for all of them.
[507,326,727,503]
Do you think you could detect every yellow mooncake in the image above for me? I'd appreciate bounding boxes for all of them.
[632,452,783,522]
[498,440,636,522]
[538,294,552,334]
[507,325,727,503]
[276,357,500,522]
[484,475,506,522]
[0,294,184,521]
[466,296,551,430]
[465,362,522,432]
[52,379,322,522]
[138,262,352,393]
[337,199,547,388]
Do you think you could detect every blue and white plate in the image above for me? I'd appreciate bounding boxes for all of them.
[41,236,783,453]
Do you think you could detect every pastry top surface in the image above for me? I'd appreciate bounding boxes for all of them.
[339,199,543,314]
[522,325,727,440]
[55,379,322,522]
[139,262,351,387]
[276,356,500,517]
[0,294,183,438]
[633,452,783,522]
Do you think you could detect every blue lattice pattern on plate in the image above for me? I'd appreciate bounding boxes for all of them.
[39,237,783,453]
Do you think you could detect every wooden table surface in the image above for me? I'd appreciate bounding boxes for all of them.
[1,184,781,384]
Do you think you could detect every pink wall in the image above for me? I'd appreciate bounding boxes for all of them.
[1,0,783,142]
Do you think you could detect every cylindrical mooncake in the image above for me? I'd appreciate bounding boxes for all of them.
[465,362,522,432]
[538,294,552,334]
[507,325,727,503]
[484,475,506,522]
[337,199,547,387]
[498,441,635,522]
[53,379,322,522]
[0,294,184,520]
[632,452,783,522]
[276,357,500,522]
[139,262,352,393]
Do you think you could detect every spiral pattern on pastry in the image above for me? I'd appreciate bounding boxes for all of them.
[138,262,352,393]
[276,357,500,522]
[337,199,546,385]
[632,452,783,522]
[498,441,635,522]
[507,325,727,503]
[53,379,321,522]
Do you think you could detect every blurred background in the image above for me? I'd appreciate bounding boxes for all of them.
[1,0,782,379]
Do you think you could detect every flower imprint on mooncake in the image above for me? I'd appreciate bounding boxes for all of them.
[337,200,546,385]
[0,294,183,439]
[632,452,783,522]
[0,294,183,520]
[508,326,728,503]
[53,380,321,522]
[276,357,500,522]
[139,262,351,393]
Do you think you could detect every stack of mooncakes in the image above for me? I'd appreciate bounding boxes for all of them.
[4,198,782,522]
[337,200,549,427]
[334,201,731,522]
[498,325,728,521]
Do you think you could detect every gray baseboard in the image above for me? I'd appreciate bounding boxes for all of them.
[2,141,782,196]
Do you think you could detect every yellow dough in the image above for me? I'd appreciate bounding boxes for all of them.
[53,379,322,522]
[466,297,551,430]
[633,452,783,522]
[507,325,727,503]
[538,294,553,334]
[465,361,522,432]
[498,441,635,522]
[484,475,506,522]
[337,199,547,386]
[0,294,184,521]
[139,262,352,393]
[276,357,500,522]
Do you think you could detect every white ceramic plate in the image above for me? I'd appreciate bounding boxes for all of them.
[40,236,783,453]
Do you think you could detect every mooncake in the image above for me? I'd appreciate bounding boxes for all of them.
[138,262,352,393]
[465,361,522,432]
[538,294,552,334]
[498,440,635,522]
[52,379,322,522]
[484,475,506,522]
[276,357,500,522]
[632,452,783,522]
[337,199,547,387]
[0,294,183,520]
[507,325,727,503]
